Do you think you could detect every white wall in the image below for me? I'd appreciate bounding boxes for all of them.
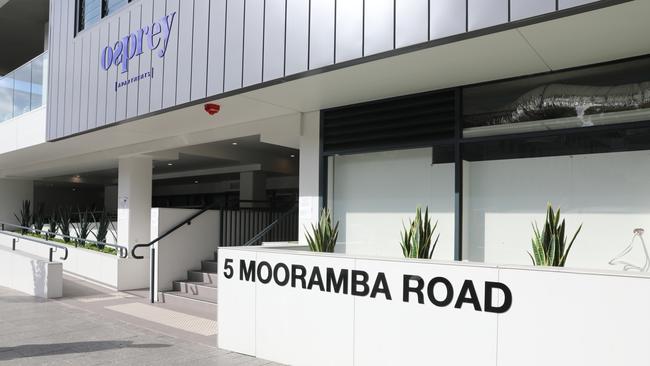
[332,148,455,260]
[0,107,46,155]
[151,208,220,292]
[218,247,650,366]
[0,232,119,289]
[298,111,322,245]
[0,179,34,225]
[0,245,62,298]
[467,150,650,272]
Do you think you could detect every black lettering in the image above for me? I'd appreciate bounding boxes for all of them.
[403,275,425,304]
[273,263,290,286]
[291,264,307,289]
[484,282,512,314]
[351,270,370,296]
[239,260,256,282]
[454,280,482,311]
[326,268,348,294]
[307,267,325,291]
[370,273,392,300]
[257,261,272,284]
[223,258,234,279]
[427,277,454,307]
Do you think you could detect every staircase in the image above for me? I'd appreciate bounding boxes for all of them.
[160,251,218,315]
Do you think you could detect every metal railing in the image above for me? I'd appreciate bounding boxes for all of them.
[0,52,48,123]
[242,205,299,247]
[0,222,128,258]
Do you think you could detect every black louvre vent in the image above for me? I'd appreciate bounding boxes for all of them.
[322,90,457,155]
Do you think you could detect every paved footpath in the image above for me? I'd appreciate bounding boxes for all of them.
[0,279,280,366]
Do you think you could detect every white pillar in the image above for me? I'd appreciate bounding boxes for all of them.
[116,156,153,291]
[298,111,322,245]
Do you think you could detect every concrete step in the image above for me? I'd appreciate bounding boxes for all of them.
[160,291,217,316]
[201,260,218,273]
[173,281,218,300]
[187,270,218,284]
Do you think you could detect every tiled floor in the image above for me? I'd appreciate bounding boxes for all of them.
[0,279,279,365]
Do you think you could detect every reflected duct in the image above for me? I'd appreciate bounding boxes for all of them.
[466,81,650,127]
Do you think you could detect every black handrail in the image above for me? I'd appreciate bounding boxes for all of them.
[0,228,69,261]
[131,201,223,259]
[243,205,299,247]
[0,222,128,258]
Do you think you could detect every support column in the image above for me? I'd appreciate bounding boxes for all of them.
[116,156,152,291]
[239,171,266,208]
[298,111,322,245]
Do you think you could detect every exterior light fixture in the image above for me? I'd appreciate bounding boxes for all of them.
[204,103,221,115]
[194,180,199,184]
[232,142,238,146]
[290,154,296,158]
[167,163,173,166]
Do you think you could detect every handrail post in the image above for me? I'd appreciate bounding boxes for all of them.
[12,238,16,251]
[150,247,156,303]
[49,248,54,262]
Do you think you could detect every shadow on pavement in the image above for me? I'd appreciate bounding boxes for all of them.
[0,340,171,361]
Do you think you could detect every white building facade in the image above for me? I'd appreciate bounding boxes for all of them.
[0,0,649,364]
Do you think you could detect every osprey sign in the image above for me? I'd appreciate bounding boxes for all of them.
[100,12,176,73]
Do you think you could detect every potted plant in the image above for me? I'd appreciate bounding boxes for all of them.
[529,204,582,267]
[305,208,339,253]
[400,207,440,259]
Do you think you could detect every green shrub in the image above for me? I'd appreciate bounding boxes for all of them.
[400,207,440,259]
[305,208,339,253]
[529,204,582,267]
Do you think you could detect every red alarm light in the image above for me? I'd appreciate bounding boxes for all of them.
[204,103,221,115]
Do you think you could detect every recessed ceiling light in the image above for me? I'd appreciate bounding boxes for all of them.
[290,154,296,158]
[167,163,173,166]
[232,142,238,146]
[194,180,199,184]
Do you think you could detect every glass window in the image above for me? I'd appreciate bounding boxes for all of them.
[78,0,131,32]
[106,0,129,16]
[463,58,650,138]
[0,73,13,122]
[332,148,455,261]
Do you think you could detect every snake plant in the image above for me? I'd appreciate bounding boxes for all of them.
[58,207,72,243]
[400,206,440,259]
[47,210,58,239]
[305,208,339,253]
[92,210,111,249]
[529,204,582,267]
[72,208,92,247]
[14,200,31,234]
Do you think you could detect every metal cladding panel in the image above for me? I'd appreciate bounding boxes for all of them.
[45,0,606,140]
[468,0,509,31]
[115,11,131,122]
[560,0,598,9]
[207,0,227,95]
[263,0,286,82]
[335,0,363,63]
[105,15,120,125]
[162,0,180,109]
[177,0,194,105]
[364,0,394,56]
[137,0,154,115]
[224,0,244,92]
[96,21,110,127]
[126,4,142,119]
[149,0,167,113]
[396,0,429,48]
[87,28,100,129]
[430,0,466,40]
[79,34,92,131]
[243,0,265,87]
[55,0,70,137]
[191,0,210,101]
[511,0,556,20]
[309,0,335,70]
[285,0,309,76]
